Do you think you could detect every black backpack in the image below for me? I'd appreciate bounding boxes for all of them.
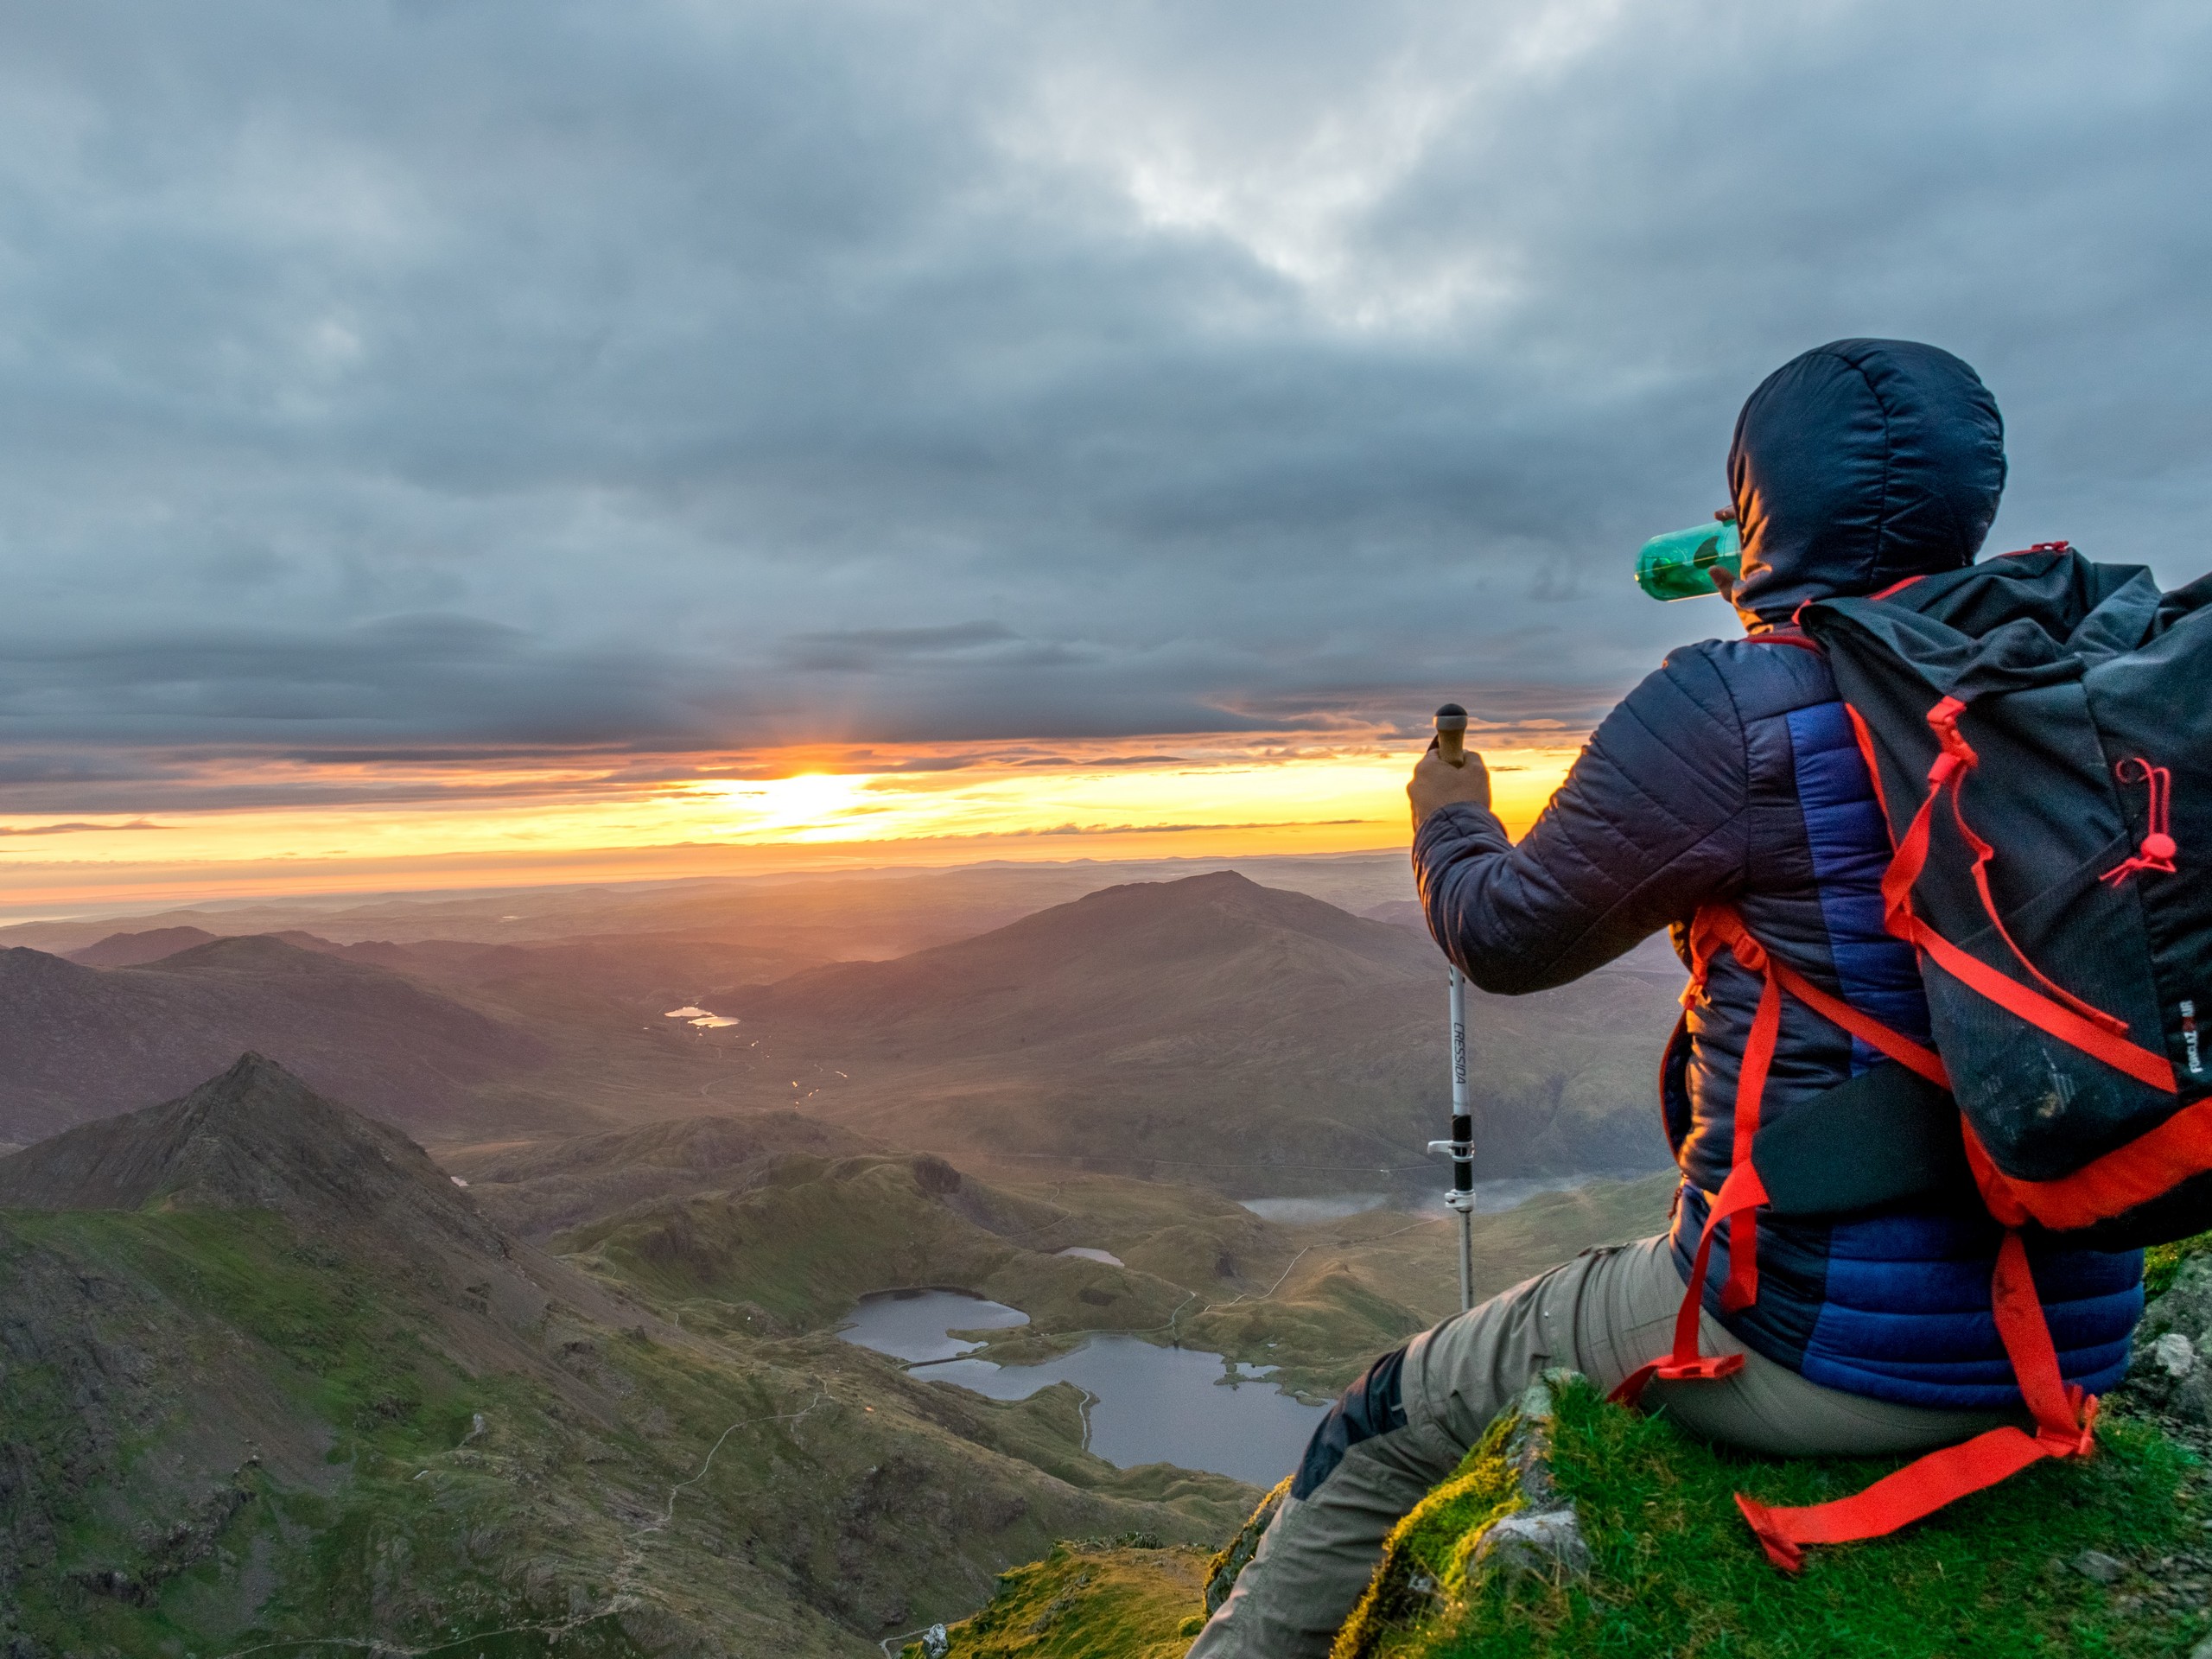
[1805,543,2212,1247]
[1619,543,2212,1573]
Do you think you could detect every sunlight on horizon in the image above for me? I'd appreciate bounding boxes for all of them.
[0,741,1585,912]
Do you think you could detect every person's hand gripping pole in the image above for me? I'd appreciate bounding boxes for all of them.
[1408,703,1491,830]
[1423,702,1479,1312]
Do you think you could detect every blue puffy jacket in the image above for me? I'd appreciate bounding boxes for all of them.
[1415,340,2141,1409]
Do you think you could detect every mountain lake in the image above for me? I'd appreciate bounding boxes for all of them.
[837,1288,1326,1486]
[1238,1170,1662,1225]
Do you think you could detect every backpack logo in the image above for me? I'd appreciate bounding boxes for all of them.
[2186,1001,2203,1077]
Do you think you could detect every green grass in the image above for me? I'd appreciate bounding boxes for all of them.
[16,1208,473,1453]
[919,1541,1216,1658]
[2143,1228,2212,1299]
[1348,1377,2198,1659]
[936,1378,2203,1659]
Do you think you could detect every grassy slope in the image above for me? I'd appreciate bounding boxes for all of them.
[0,1204,1249,1657]
[931,1379,2203,1659]
[1347,1377,2200,1659]
[921,1543,1217,1659]
[557,1154,1201,1353]
[2,1207,671,1658]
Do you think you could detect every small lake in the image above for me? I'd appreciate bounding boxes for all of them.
[838,1289,1326,1487]
[664,1005,740,1029]
[1240,1172,1659,1225]
[1237,1193,1389,1224]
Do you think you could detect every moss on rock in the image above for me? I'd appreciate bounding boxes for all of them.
[2144,1229,2212,1300]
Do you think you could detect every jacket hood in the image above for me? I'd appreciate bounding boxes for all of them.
[1727,339,2006,623]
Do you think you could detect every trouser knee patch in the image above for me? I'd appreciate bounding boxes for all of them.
[1291,1344,1411,1499]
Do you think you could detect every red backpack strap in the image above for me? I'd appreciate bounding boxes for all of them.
[1873,696,2176,1094]
[1733,1230,2097,1572]
[1609,906,1948,1409]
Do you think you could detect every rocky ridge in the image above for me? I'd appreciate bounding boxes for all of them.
[0,1054,1252,1656]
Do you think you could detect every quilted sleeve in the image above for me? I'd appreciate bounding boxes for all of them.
[1414,645,1754,994]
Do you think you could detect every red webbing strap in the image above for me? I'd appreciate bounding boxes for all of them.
[1611,902,1937,1407]
[1734,1429,2053,1573]
[1878,697,2176,1093]
[1906,919,2174,1090]
[1732,1232,2096,1572]
[1607,1160,1759,1408]
[1887,698,2116,1029]
[1719,953,1781,1312]
[1765,954,1949,1088]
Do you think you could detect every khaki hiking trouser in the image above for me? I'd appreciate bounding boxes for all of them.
[1187,1235,2021,1659]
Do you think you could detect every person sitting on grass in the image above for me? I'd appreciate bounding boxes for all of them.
[1186,339,2144,1658]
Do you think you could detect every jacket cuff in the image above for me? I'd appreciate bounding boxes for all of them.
[1412,799,1510,870]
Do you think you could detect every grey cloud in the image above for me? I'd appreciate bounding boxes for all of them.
[777,620,1088,671]
[0,819,169,836]
[0,1,2208,810]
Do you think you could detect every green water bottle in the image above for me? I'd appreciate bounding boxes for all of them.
[1635,514,1741,601]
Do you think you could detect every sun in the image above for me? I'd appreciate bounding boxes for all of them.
[688,772,885,840]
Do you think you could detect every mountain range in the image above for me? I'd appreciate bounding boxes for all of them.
[0,868,1684,1192]
[0,854,1420,959]
[726,871,1681,1191]
[0,936,549,1144]
[0,1054,1259,1656]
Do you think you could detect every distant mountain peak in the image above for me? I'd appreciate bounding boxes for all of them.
[0,1052,501,1253]
[737,863,1439,1053]
[1003,866,1410,947]
[0,931,550,1146]
[137,933,346,973]
[65,925,220,968]
[1088,869,1264,901]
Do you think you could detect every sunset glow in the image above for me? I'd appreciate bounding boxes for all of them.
[0,736,1584,914]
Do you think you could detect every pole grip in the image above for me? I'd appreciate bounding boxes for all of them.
[1434,702,1468,768]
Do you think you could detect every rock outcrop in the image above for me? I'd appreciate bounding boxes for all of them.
[2126,1245,2212,1421]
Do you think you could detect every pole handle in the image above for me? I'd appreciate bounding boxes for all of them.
[1434,702,1469,768]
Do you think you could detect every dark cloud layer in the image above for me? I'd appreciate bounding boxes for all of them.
[2,0,2209,810]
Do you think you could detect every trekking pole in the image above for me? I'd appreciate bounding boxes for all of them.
[1425,702,1478,1313]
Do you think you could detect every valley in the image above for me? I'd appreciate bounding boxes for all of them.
[0,1050,1672,1656]
[0,856,1686,1655]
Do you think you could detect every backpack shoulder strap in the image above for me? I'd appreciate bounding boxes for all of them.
[1611,904,2098,1573]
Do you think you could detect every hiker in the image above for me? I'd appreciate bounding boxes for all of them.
[1188,339,2145,1656]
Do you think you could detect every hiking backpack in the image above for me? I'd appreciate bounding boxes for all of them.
[1613,543,2212,1570]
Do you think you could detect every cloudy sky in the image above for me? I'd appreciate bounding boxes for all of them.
[2,0,2209,905]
